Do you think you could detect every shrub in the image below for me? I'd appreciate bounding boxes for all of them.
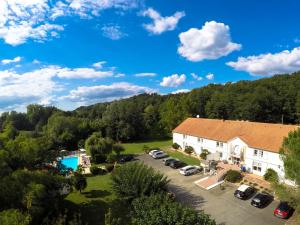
[111,162,169,200]
[225,170,242,183]
[90,165,106,175]
[72,174,87,193]
[264,168,279,183]
[106,154,118,163]
[143,145,150,153]
[184,146,194,154]
[105,164,115,173]
[113,144,125,157]
[172,143,180,150]
[200,149,209,160]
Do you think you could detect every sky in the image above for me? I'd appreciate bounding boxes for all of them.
[1,0,300,112]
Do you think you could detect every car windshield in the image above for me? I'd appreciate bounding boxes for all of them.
[278,202,289,210]
[253,198,260,202]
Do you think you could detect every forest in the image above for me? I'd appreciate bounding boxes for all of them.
[1,71,300,224]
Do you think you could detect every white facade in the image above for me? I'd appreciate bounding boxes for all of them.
[173,132,290,184]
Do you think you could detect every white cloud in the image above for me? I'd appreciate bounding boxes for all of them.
[135,72,157,77]
[101,25,127,40]
[56,67,114,79]
[92,61,106,68]
[0,0,140,46]
[227,47,300,76]
[62,82,156,104]
[1,56,22,65]
[160,74,186,87]
[142,8,185,35]
[171,89,190,94]
[206,73,214,80]
[191,73,203,81]
[178,21,241,62]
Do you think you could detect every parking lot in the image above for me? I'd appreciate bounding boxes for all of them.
[137,154,285,225]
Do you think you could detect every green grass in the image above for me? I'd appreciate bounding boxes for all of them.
[123,139,172,155]
[64,174,129,225]
[165,150,200,165]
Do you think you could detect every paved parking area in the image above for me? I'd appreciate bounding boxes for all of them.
[137,154,285,225]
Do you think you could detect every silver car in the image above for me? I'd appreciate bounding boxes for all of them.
[179,165,201,176]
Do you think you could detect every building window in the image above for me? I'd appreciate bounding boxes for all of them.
[183,134,187,139]
[253,161,262,172]
[259,150,263,157]
[220,142,223,148]
[254,149,258,156]
[197,137,203,143]
[216,142,219,147]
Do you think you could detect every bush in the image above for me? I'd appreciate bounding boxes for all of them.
[200,149,209,160]
[90,166,106,175]
[184,146,194,154]
[111,162,169,200]
[225,170,242,183]
[172,143,180,150]
[113,144,125,156]
[264,168,279,183]
[106,154,118,163]
[105,164,115,173]
[143,145,150,153]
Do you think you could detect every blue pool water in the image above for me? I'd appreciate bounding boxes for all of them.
[60,157,78,171]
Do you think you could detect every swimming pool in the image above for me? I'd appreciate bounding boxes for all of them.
[60,157,78,171]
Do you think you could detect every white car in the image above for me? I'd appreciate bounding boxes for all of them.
[179,165,201,176]
[152,151,168,159]
[148,150,161,156]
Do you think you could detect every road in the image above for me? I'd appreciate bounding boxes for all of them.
[137,154,285,225]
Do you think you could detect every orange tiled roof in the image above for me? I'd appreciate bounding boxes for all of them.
[173,118,299,153]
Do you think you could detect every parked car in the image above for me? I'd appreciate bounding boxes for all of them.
[234,184,255,200]
[118,155,134,163]
[274,202,293,219]
[251,193,271,208]
[152,151,168,159]
[163,158,179,166]
[149,150,161,156]
[169,160,185,169]
[179,165,201,176]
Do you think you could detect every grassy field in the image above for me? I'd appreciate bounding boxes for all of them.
[123,139,172,154]
[64,174,129,225]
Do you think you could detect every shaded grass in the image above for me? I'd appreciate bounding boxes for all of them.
[64,174,130,225]
[165,150,200,165]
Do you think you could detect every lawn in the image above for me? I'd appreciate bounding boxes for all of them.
[64,174,130,225]
[123,139,172,155]
[165,150,200,165]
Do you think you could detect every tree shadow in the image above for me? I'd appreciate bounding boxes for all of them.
[83,190,111,198]
[167,183,207,209]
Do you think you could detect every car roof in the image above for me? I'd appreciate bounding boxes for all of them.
[254,193,268,199]
[237,184,251,192]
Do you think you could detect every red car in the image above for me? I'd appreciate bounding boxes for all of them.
[274,202,293,219]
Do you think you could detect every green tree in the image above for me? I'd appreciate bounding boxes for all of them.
[111,162,169,200]
[105,208,121,225]
[0,209,31,225]
[85,132,113,163]
[112,144,125,157]
[132,194,216,225]
[73,174,87,193]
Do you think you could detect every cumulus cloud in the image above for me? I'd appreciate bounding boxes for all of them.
[171,89,190,94]
[62,82,156,104]
[56,67,113,79]
[160,74,186,87]
[101,25,127,40]
[142,8,185,35]
[191,73,203,81]
[206,73,214,80]
[134,72,157,77]
[0,0,140,45]
[1,56,22,65]
[92,61,106,68]
[178,21,241,62]
[226,47,300,76]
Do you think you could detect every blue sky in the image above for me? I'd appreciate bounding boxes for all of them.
[1,0,300,112]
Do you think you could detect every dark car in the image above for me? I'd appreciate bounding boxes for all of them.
[164,158,178,166]
[118,155,134,163]
[274,202,293,219]
[170,160,184,169]
[251,193,271,208]
[234,184,255,200]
